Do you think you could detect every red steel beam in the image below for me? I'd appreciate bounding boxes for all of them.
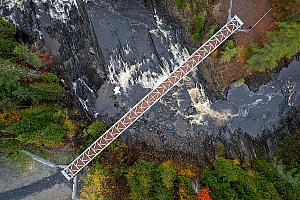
[62,15,244,180]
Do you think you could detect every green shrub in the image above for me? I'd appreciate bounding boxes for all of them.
[80,163,110,199]
[41,124,66,148]
[187,14,197,30]
[0,38,17,59]
[106,140,127,153]
[0,18,16,39]
[127,160,177,200]
[11,86,31,102]
[154,164,177,200]
[8,151,32,172]
[0,139,21,154]
[174,0,184,8]
[87,120,106,137]
[0,60,21,95]
[254,177,282,200]
[42,72,59,83]
[177,175,194,199]
[158,164,177,190]
[192,12,206,42]
[221,41,239,62]
[195,13,206,32]
[201,157,282,200]
[287,161,300,178]
[13,82,64,103]
[127,160,155,200]
[30,82,64,102]
[192,32,201,42]
[85,119,107,146]
[203,24,218,41]
[223,39,235,49]
[13,45,43,68]
[233,78,245,87]
[275,129,300,164]
[7,104,65,145]
[8,105,66,148]
[0,96,18,111]
[246,19,300,71]
[254,160,300,200]
[9,117,46,138]
[22,104,64,123]
[221,48,239,62]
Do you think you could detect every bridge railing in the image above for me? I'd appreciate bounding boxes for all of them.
[61,15,243,180]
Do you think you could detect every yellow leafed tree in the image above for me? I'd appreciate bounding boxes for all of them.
[80,164,110,200]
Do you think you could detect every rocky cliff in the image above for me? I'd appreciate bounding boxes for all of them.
[2,0,299,165]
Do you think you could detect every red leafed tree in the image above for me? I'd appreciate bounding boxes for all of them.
[39,54,54,64]
[196,187,213,200]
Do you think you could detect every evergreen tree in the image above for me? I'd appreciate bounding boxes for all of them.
[246,19,300,71]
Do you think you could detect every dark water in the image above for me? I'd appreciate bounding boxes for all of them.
[86,1,300,158]
[215,59,300,134]
[2,0,300,161]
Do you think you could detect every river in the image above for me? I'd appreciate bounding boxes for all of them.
[1,0,300,163]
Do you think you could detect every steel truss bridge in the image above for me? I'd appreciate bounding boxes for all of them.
[62,15,244,180]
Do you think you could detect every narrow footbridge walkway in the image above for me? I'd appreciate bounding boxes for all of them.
[62,16,244,180]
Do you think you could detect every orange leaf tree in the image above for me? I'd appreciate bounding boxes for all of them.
[196,187,212,200]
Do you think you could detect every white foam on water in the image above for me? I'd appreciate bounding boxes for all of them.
[285,80,296,107]
[5,0,24,10]
[122,40,132,55]
[72,81,89,111]
[232,89,281,118]
[137,57,172,89]
[108,9,189,94]
[72,77,96,111]
[108,54,144,94]
[151,9,189,66]
[135,10,189,90]
[3,0,92,22]
[113,86,121,95]
[186,85,230,125]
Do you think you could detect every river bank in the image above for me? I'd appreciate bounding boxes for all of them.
[0,0,300,199]
[1,0,299,179]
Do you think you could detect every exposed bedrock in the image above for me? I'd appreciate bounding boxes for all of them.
[2,0,299,164]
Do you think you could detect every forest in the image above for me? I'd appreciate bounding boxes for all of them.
[0,0,300,199]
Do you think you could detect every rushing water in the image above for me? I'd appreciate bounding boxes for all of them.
[2,0,300,160]
[88,1,300,159]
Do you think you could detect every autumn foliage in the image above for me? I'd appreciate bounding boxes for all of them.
[39,54,54,64]
[197,187,212,200]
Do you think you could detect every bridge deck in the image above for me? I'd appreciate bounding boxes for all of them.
[61,15,244,180]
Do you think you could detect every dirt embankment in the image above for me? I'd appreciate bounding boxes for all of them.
[160,0,287,99]
[214,0,275,46]
[203,0,277,99]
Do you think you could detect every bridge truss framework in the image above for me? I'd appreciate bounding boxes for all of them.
[62,15,244,180]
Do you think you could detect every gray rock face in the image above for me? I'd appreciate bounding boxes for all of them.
[1,0,106,114]
[88,0,300,163]
[2,0,300,164]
